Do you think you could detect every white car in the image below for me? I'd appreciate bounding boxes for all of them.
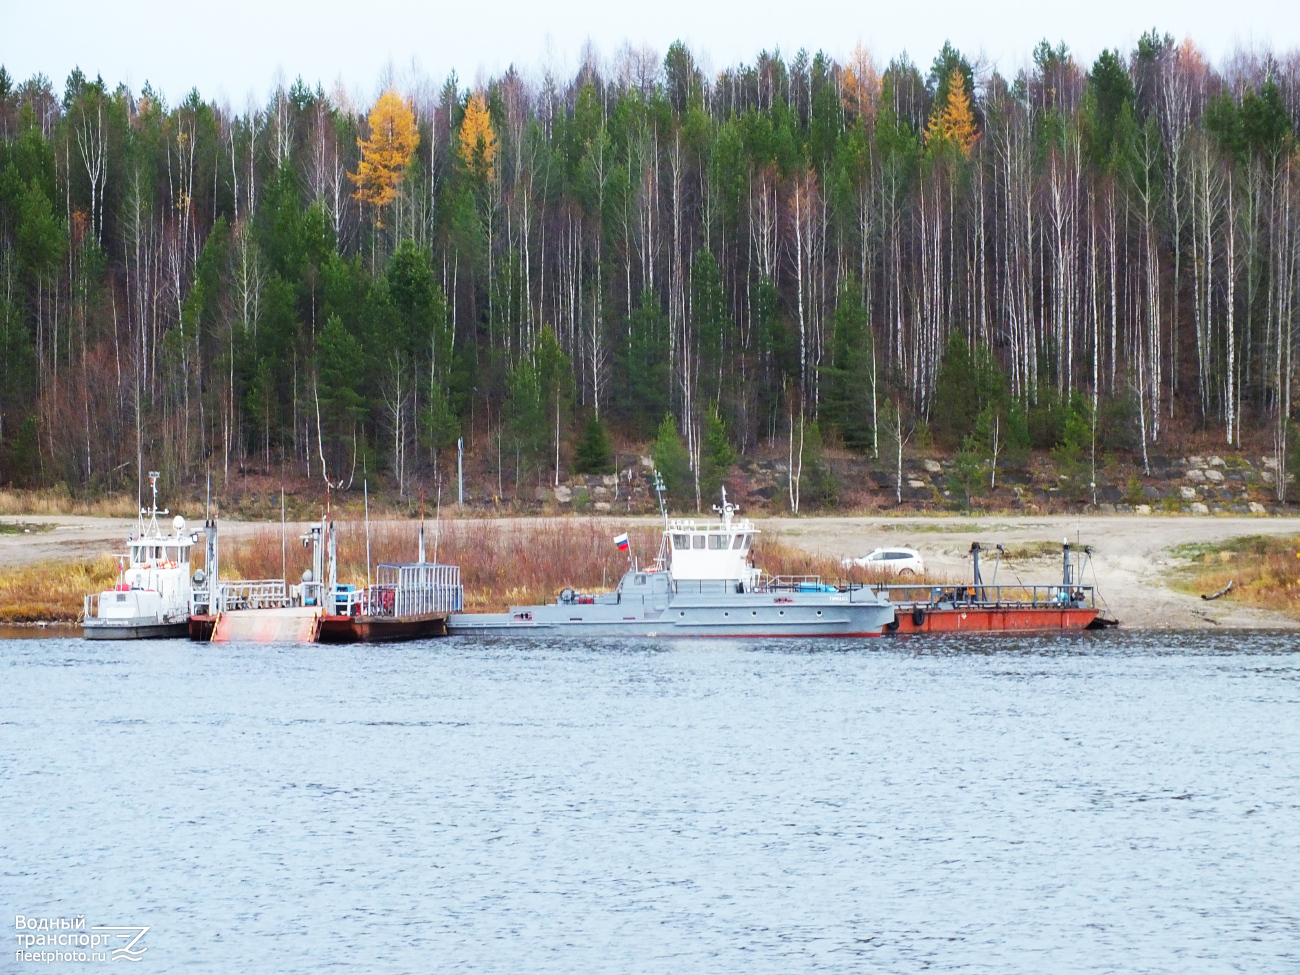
[843,547,926,576]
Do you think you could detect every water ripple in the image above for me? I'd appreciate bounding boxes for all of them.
[1,630,1297,973]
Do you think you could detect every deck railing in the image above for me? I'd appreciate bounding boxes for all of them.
[218,579,291,610]
[326,563,464,618]
[866,583,1096,608]
[192,579,291,613]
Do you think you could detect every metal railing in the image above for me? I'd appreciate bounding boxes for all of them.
[325,563,464,618]
[82,593,99,621]
[867,583,1097,608]
[190,565,464,618]
[373,563,462,617]
[192,579,289,611]
[668,575,838,595]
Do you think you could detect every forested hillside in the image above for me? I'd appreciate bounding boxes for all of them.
[1,34,1298,508]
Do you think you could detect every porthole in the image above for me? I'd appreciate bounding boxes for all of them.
[723,611,729,617]
[679,611,685,617]
[816,610,823,616]
[751,610,757,616]
[778,610,785,616]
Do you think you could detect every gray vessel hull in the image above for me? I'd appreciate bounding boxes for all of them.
[83,617,189,640]
[448,586,894,639]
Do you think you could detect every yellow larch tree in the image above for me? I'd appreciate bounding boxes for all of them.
[349,89,420,224]
[925,69,978,157]
[458,92,498,179]
[840,43,880,122]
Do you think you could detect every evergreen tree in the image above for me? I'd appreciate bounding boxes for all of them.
[316,314,366,476]
[931,330,977,447]
[691,249,731,403]
[619,291,671,437]
[505,353,546,479]
[651,415,690,502]
[821,286,875,452]
[420,380,460,468]
[572,414,614,475]
[698,406,737,501]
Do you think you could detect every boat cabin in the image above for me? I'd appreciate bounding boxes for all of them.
[662,491,760,586]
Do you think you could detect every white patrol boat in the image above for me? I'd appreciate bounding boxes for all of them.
[446,489,895,638]
[82,473,195,640]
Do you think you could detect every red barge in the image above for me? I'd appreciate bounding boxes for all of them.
[879,541,1117,634]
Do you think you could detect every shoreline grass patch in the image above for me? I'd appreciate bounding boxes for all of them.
[1169,534,1300,615]
[0,556,120,623]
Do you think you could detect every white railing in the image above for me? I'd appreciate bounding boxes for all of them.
[349,563,463,618]
[216,579,290,610]
[190,565,464,619]
[82,593,99,622]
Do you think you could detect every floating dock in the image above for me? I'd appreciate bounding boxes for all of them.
[188,517,462,644]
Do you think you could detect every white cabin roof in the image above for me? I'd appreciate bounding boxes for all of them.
[661,489,759,581]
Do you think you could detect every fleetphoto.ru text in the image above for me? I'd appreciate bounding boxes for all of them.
[14,915,149,964]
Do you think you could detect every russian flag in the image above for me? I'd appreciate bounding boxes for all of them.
[614,533,630,551]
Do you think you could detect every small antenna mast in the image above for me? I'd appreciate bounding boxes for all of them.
[433,483,442,566]
[653,469,667,526]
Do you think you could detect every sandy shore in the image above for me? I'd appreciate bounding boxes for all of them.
[758,514,1300,630]
[4,512,1298,630]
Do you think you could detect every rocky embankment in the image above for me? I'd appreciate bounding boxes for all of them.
[502,451,1292,516]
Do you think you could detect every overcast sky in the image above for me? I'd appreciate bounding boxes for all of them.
[5,0,1297,105]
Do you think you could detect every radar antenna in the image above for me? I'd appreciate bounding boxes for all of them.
[711,486,738,530]
[142,471,168,536]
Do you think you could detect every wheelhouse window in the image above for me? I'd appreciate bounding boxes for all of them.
[730,534,745,550]
[692,535,706,550]
[708,534,727,550]
[635,574,647,585]
[671,534,689,550]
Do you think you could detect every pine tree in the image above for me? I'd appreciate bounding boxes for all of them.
[821,286,875,452]
[698,406,737,502]
[618,292,671,437]
[651,415,690,502]
[573,414,614,474]
[931,331,977,447]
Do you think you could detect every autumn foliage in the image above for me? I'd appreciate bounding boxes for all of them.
[349,89,420,219]
[926,69,978,156]
[458,92,497,179]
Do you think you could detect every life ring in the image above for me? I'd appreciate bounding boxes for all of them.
[912,607,927,628]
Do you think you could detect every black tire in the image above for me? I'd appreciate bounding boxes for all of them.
[912,607,927,628]
[884,617,900,632]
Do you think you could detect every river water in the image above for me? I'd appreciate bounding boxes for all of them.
[2,631,1298,973]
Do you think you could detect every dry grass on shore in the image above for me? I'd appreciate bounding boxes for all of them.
[0,556,119,622]
[0,489,138,518]
[214,520,935,612]
[1172,535,1300,614]
[0,520,951,622]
